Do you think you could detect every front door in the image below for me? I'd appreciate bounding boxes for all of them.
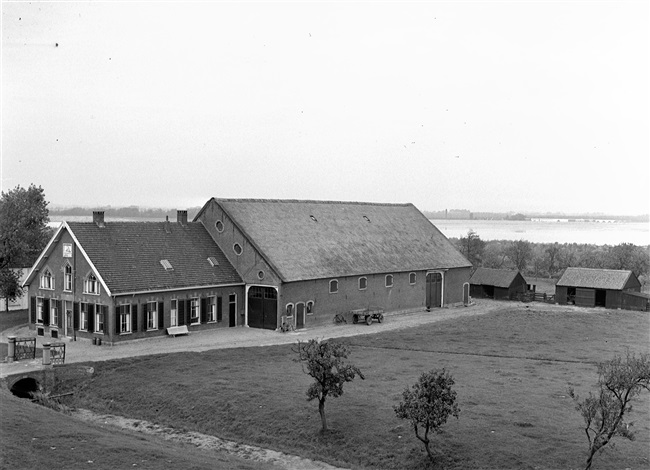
[229,294,237,327]
[426,272,443,309]
[65,309,72,337]
[296,302,305,329]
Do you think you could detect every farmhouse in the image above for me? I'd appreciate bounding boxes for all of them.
[23,198,472,341]
[22,211,245,343]
[194,198,472,329]
[555,267,645,310]
[469,267,527,300]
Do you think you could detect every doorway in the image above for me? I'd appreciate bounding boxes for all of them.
[295,302,305,329]
[426,272,443,310]
[248,286,278,330]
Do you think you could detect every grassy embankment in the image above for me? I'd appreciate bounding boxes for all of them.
[4,304,650,469]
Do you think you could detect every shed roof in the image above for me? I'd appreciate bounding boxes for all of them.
[202,198,471,282]
[556,267,636,290]
[469,267,523,288]
[25,220,242,295]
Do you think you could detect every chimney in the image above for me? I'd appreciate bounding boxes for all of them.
[93,211,105,228]
[164,215,171,233]
[177,210,188,226]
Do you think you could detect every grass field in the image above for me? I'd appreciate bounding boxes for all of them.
[4,303,650,469]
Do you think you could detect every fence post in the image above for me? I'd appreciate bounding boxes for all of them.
[7,336,16,363]
[42,343,52,367]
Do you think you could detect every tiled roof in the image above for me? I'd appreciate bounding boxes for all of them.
[210,198,472,282]
[556,267,634,290]
[67,221,242,294]
[469,267,522,288]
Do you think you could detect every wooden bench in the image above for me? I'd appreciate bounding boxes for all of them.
[166,325,189,337]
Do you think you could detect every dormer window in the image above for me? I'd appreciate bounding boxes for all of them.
[40,268,53,290]
[84,273,100,295]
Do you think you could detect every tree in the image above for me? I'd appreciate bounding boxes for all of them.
[505,239,532,271]
[0,184,50,269]
[394,369,460,462]
[569,352,650,470]
[457,229,485,268]
[293,338,364,432]
[0,268,22,311]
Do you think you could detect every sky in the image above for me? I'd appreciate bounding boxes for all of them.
[1,1,648,215]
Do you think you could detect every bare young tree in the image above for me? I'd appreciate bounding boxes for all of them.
[293,339,364,432]
[569,352,650,470]
[394,368,460,462]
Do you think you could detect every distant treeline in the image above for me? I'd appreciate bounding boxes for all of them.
[49,206,203,220]
[425,210,648,222]
[450,231,650,287]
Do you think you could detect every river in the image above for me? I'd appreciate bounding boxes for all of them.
[430,219,649,245]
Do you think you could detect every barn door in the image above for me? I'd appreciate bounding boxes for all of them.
[463,283,470,305]
[426,272,443,309]
[295,302,305,329]
[248,287,277,330]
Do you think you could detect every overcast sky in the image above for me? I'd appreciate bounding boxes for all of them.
[2,1,648,215]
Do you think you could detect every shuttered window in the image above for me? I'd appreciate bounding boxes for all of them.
[146,302,158,330]
[117,304,131,334]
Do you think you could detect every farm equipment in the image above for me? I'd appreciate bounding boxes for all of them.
[351,307,384,325]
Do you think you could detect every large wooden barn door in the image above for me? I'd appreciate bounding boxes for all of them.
[575,288,595,308]
[248,287,278,330]
[426,272,443,309]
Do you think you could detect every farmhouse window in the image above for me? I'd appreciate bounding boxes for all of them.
[64,264,73,291]
[84,274,100,295]
[286,303,294,317]
[80,303,89,331]
[190,298,200,325]
[385,275,394,288]
[358,277,367,290]
[50,300,59,327]
[329,279,338,294]
[36,297,44,323]
[215,220,224,232]
[409,272,416,285]
[117,304,132,334]
[146,302,158,330]
[233,243,243,256]
[306,301,314,315]
[170,299,178,327]
[95,305,107,333]
[40,268,53,290]
[207,297,217,322]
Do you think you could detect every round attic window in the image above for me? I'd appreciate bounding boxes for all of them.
[233,243,243,256]
[215,220,224,233]
[258,270,265,280]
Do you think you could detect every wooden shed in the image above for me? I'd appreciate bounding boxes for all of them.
[469,267,528,300]
[555,267,642,309]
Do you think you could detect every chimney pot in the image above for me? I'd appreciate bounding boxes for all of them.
[177,210,188,225]
[93,211,105,228]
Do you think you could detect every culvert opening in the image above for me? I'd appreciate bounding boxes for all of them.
[10,378,41,399]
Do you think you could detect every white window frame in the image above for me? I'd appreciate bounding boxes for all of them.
[95,306,104,333]
[409,272,417,285]
[80,303,89,331]
[84,273,100,295]
[285,303,294,318]
[40,268,53,290]
[50,301,58,327]
[146,301,158,330]
[190,298,200,325]
[170,299,178,327]
[64,264,73,291]
[207,296,216,323]
[385,274,394,288]
[119,304,131,334]
[358,277,368,290]
[329,279,338,294]
[36,297,44,323]
[306,300,314,315]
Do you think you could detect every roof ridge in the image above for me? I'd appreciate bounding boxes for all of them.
[214,198,412,207]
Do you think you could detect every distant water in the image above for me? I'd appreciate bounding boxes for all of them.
[431,219,649,245]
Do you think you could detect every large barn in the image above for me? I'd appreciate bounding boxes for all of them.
[555,267,643,310]
[469,267,527,300]
[194,198,472,329]
[23,198,472,343]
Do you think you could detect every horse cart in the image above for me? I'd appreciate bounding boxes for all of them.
[351,307,384,325]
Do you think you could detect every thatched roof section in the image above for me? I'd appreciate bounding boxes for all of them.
[210,198,471,282]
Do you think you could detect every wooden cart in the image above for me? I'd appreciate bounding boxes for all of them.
[351,307,384,325]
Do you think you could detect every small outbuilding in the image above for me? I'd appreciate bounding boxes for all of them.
[469,267,528,300]
[555,267,643,310]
